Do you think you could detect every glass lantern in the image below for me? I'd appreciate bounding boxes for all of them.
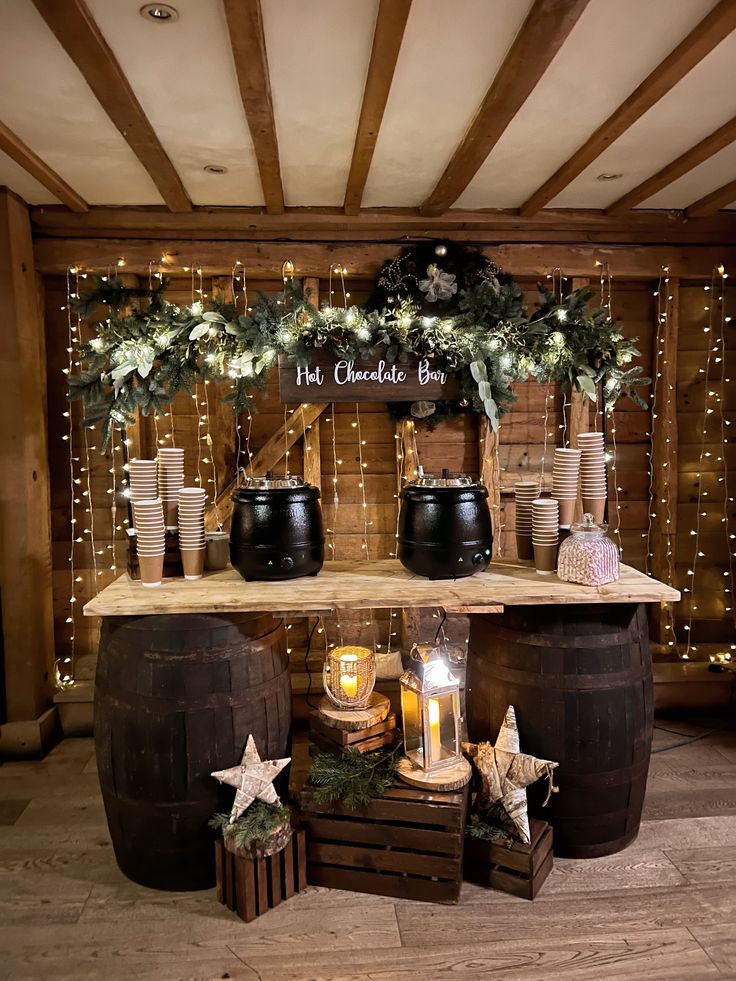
[400,643,462,772]
[323,645,376,709]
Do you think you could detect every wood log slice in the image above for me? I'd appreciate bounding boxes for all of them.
[223,821,293,859]
[317,692,390,731]
[397,756,472,791]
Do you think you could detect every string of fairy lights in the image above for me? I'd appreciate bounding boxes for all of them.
[682,266,735,662]
[57,253,735,690]
[644,265,678,649]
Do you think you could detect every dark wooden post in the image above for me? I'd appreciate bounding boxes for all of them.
[0,189,56,751]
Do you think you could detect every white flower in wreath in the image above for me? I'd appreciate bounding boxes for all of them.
[418,264,458,303]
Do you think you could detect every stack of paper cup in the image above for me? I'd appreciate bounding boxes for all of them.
[128,459,157,503]
[532,498,560,575]
[132,498,165,587]
[577,432,607,523]
[552,448,582,526]
[158,448,185,526]
[177,487,207,580]
[514,481,541,560]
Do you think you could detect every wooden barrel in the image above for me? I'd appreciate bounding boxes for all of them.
[95,612,290,890]
[466,603,652,858]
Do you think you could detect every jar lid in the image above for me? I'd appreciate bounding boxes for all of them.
[413,467,473,488]
[570,512,608,536]
[241,470,305,489]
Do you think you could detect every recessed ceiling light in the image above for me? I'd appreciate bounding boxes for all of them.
[204,164,229,175]
[139,4,179,23]
[596,173,623,181]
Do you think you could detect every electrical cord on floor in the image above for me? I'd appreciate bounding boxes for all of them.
[651,722,727,754]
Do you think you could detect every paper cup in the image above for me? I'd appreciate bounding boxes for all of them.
[582,499,607,523]
[516,534,534,560]
[138,552,164,586]
[554,498,576,525]
[533,541,558,575]
[181,547,205,580]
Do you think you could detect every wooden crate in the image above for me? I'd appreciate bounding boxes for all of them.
[463,818,553,900]
[215,830,307,923]
[300,783,468,904]
[308,710,397,757]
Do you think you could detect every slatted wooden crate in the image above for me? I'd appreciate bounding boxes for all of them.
[215,830,307,923]
[308,710,397,757]
[300,783,468,904]
[463,818,553,900]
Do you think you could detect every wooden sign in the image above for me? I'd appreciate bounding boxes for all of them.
[278,350,459,403]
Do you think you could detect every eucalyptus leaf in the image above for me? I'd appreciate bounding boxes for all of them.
[484,397,500,431]
[189,322,210,340]
[202,311,227,323]
[577,375,597,400]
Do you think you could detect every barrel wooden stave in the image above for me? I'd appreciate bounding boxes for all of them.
[466,603,653,858]
[95,612,290,890]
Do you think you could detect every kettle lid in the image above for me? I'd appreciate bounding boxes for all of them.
[413,467,473,488]
[240,470,306,489]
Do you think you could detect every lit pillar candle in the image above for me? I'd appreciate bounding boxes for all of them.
[339,652,358,699]
[428,697,441,764]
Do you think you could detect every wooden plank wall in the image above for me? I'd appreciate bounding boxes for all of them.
[42,263,733,694]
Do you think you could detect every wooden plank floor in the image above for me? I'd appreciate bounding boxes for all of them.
[0,718,734,980]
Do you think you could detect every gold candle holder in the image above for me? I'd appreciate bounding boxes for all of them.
[323,646,376,709]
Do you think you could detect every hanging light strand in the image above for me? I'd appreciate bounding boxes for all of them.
[603,263,622,553]
[76,270,99,588]
[355,403,371,558]
[58,266,78,689]
[716,267,735,633]
[683,268,719,659]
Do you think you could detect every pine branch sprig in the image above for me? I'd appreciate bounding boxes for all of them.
[308,745,400,810]
[208,800,291,851]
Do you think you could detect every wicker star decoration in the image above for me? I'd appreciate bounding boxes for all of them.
[211,735,290,824]
[463,706,558,844]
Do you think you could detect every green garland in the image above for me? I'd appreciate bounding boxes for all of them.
[208,800,291,851]
[69,249,649,448]
[308,745,400,810]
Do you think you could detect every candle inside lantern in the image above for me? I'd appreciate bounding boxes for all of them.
[339,652,358,699]
[428,697,441,762]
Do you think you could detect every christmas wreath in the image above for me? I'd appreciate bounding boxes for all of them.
[69,242,649,447]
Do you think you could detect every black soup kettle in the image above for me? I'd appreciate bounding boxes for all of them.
[230,472,324,581]
[398,469,492,579]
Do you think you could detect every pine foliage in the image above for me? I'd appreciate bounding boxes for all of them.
[308,746,400,810]
[208,800,291,851]
[69,251,650,447]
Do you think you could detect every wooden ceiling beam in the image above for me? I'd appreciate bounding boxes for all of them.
[32,238,736,280]
[521,0,736,217]
[29,205,736,245]
[419,0,591,218]
[223,0,284,215]
[343,0,412,216]
[607,115,736,214]
[0,120,88,213]
[30,0,191,213]
[685,178,736,217]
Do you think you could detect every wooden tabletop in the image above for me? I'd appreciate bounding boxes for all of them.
[83,559,680,617]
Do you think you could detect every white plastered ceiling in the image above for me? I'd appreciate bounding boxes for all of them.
[0,0,733,210]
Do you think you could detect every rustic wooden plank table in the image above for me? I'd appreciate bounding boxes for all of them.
[84,559,680,882]
[84,558,679,616]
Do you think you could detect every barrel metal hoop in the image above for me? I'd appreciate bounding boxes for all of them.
[483,661,652,691]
